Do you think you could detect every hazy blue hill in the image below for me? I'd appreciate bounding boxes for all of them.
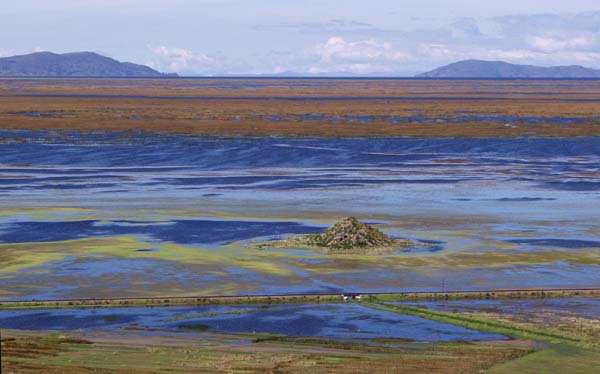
[417,60,600,78]
[0,51,177,77]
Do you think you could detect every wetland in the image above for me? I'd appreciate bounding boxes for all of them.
[0,130,598,300]
[1,78,599,373]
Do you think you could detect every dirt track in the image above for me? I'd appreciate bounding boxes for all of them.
[2,287,599,310]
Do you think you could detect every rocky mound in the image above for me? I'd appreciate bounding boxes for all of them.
[307,217,395,249]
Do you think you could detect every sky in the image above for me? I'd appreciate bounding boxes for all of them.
[2,0,600,76]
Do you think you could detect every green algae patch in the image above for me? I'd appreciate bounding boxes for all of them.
[3,234,596,280]
[0,251,68,274]
[0,236,143,274]
[436,249,600,268]
[0,206,98,221]
[231,258,294,276]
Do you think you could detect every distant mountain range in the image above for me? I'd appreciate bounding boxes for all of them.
[2,52,599,79]
[0,51,176,77]
[417,60,600,78]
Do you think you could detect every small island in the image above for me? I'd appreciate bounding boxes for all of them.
[252,217,416,254]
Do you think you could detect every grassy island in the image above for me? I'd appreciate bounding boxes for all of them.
[252,217,417,254]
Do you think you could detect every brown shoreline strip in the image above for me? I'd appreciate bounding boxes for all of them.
[1,287,598,310]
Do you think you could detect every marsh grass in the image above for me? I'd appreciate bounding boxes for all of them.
[363,302,599,350]
[1,330,532,374]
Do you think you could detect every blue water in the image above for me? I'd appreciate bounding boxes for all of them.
[1,133,599,192]
[0,219,322,245]
[16,111,592,125]
[14,93,600,102]
[2,131,600,165]
[0,303,508,342]
[1,131,599,299]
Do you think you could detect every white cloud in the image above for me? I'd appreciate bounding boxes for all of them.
[292,36,411,74]
[479,49,546,61]
[0,47,47,57]
[147,46,216,73]
[306,63,378,75]
[528,35,595,52]
[315,36,408,63]
[146,45,244,75]
[138,10,600,75]
[0,48,16,57]
[417,44,454,59]
[251,11,600,74]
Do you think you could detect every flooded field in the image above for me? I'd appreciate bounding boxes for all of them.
[0,303,507,342]
[0,130,599,300]
[393,297,600,342]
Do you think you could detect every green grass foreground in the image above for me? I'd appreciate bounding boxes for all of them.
[0,331,530,374]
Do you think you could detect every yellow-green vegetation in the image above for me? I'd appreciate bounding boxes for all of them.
[2,231,600,290]
[0,235,293,277]
[282,248,600,269]
[0,207,96,216]
[0,330,531,374]
[490,311,600,342]
[489,346,600,374]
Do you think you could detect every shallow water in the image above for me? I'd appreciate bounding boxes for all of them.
[0,219,321,245]
[0,303,507,342]
[1,132,599,299]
